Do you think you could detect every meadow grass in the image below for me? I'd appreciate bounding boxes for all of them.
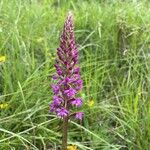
[0,0,150,149]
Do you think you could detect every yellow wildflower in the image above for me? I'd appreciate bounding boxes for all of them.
[87,100,94,107]
[67,145,77,150]
[0,56,6,62]
[0,103,9,109]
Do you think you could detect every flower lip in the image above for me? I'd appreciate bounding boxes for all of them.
[57,108,69,118]
[64,88,76,98]
[73,67,80,74]
[52,75,58,80]
[53,95,63,104]
[70,98,82,107]
[75,112,84,120]
[52,84,60,95]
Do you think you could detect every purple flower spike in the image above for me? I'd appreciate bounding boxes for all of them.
[75,112,84,120]
[49,12,83,120]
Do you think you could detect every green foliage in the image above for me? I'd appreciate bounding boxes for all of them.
[0,0,150,149]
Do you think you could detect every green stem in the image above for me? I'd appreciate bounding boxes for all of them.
[62,116,69,150]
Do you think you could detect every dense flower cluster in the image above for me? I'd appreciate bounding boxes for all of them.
[50,12,83,120]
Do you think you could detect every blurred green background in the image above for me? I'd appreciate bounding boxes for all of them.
[0,0,150,149]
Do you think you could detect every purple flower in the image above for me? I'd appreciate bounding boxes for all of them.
[53,96,63,105]
[75,112,84,120]
[49,96,63,112]
[49,103,56,112]
[57,108,69,118]
[49,12,83,120]
[74,79,83,91]
[64,88,76,97]
[65,77,75,84]
[55,64,63,76]
[73,67,80,74]
[52,84,59,94]
[60,77,75,86]
[52,75,58,80]
[70,98,82,107]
